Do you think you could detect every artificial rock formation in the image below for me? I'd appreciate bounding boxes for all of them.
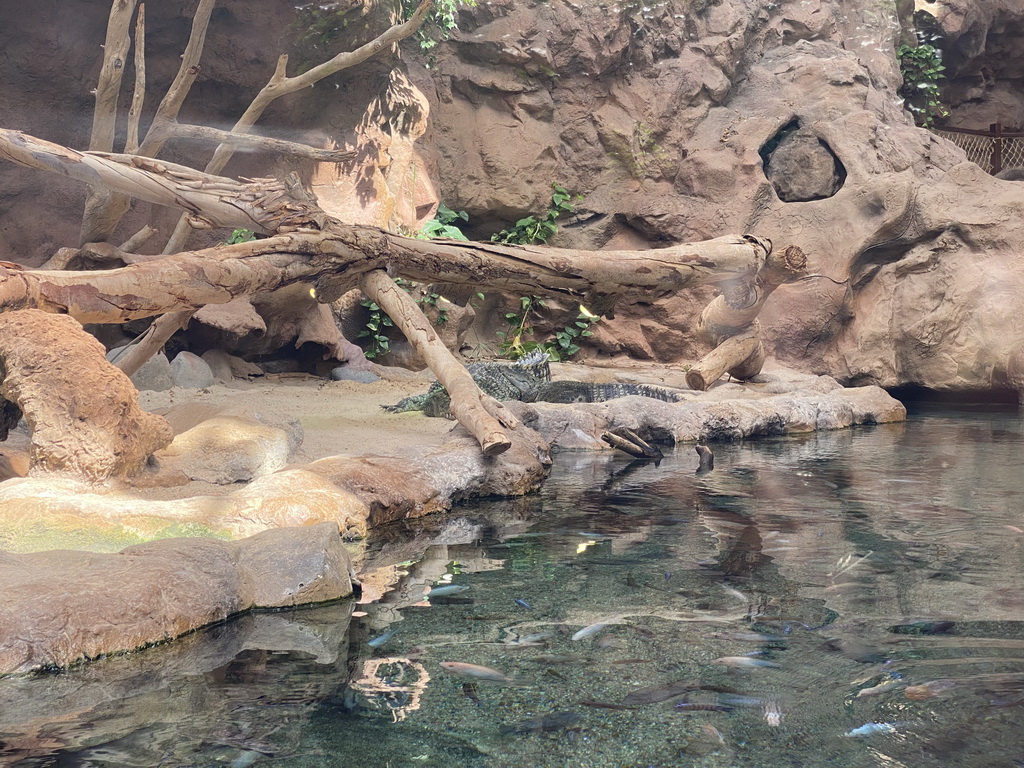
[0,309,172,480]
[0,521,353,674]
[409,0,1024,398]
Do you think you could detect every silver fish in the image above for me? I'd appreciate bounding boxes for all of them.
[711,656,781,669]
[845,722,903,737]
[572,622,609,641]
[439,661,522,685]
[367,629,399,648]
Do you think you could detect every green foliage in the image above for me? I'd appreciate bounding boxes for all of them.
[497,295,545,359]
[552,307,600,359]
[898,43,948,127]
[358,299,393,359]
[415,203,469,240]
[498,298,600,362]
[401,0,477,57]
[225,228,257,244]
[491,183,577,245]
[358,185,599,363]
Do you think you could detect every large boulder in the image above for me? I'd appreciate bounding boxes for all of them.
[0,521,353,675]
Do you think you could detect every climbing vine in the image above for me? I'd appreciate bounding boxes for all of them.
[898,42,948,128]
[491,183,577,245]
[401,0,477,57]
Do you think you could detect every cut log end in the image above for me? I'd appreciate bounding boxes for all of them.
[482,437,513,456]
[685,369,709,391]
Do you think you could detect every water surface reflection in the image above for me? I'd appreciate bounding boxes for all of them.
[3,407,1023,767]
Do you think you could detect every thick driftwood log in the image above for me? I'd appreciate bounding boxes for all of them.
[0,131,328,235]
[0,310,173,480]
[686,244,807,390]
[361,270,517,455]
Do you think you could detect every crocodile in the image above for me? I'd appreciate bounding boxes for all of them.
[383,350,552,418]
[520,379,687,405]
[383,351,687,418]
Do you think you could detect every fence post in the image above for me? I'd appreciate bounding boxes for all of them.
[992,122,1004,174]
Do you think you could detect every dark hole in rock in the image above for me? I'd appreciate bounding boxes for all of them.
[760,120,846,202]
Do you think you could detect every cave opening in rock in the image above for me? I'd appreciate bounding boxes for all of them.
[760,119,847,202]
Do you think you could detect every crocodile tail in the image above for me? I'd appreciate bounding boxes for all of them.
[515,348,552,382]
[382,394,430,413]
[587,383,685,402]
[635,384,686,402]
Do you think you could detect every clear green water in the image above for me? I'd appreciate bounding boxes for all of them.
[3,405,1024,767]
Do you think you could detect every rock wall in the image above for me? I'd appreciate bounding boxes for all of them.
[1,0,1022,396]
[407,0,1024,396]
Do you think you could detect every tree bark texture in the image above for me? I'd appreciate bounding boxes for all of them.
[0,310,173,480]
[686,244,807,390]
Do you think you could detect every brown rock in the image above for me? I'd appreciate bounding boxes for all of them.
[0,310,173,480]
[156,415,296,484]
[0,521,352,674]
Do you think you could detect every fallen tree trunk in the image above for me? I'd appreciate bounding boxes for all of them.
[361,270,519,455]
[0,128,781,455]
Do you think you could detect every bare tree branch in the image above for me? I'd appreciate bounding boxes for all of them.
[153,122,357,162]
[361,269,518,455]
[81,0,215,244]
[124,3,146,154]
[90,0,140,152]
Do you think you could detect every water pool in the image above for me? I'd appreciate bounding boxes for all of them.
[2,404,1023,767]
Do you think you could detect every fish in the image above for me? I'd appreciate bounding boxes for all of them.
[515,598,533,609]
[519,631,556,644]
[428,595,474,605]
[856,680,903,698]
[367,629,398,648]
[716,694,765,708]
[572,622,609,641]
[427,585,471,597]
[580,699,632,710]
[844,722,903,737]
[621,679,698,706]
[229,753,262,768]
[711,656,781,669]
[439,661,523,685]
[462,682,481,706]
[500,711,583,735]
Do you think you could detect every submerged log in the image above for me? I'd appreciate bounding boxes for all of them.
[601,428,664,460]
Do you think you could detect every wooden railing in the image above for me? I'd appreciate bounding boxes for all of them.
[932,122,1024,174]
